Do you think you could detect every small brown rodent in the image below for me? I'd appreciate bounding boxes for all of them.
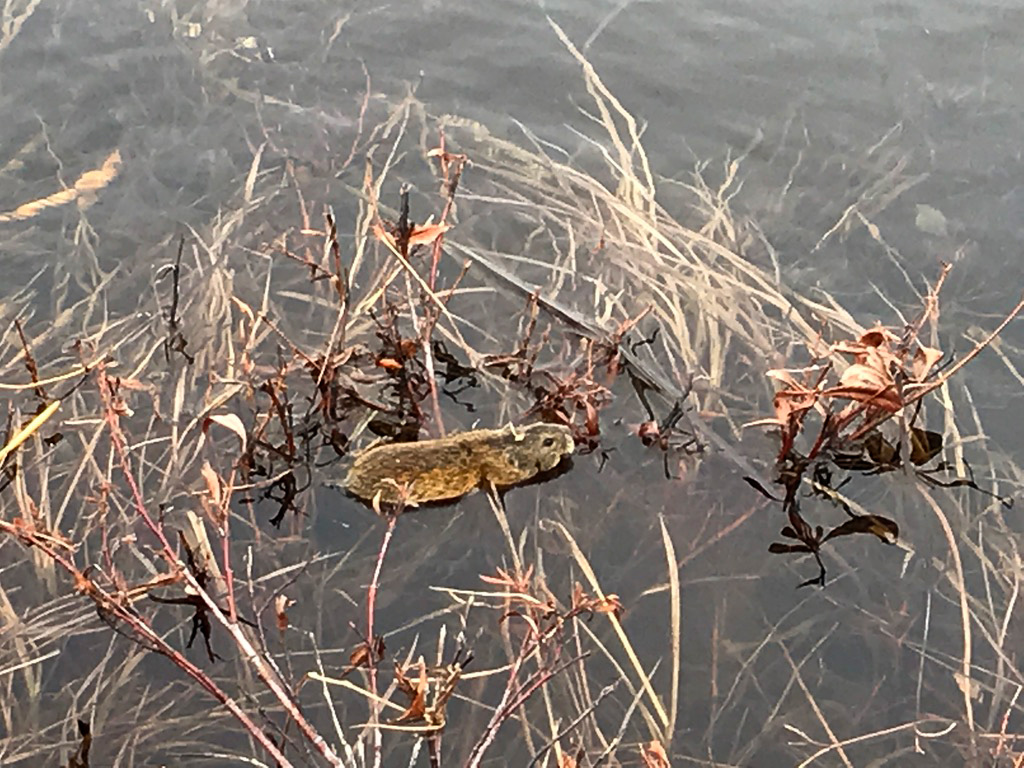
[343,422,575,506]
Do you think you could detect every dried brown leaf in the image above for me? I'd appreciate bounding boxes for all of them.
[640,741,670,768]
[823,362,902,411]
[199,461,222,506]
[373,221,451,250]
[274,595,292,632]
[407,222,450,246]
[772,387,819,425]
[393,661,428,723]
[912,344,943,381]
[204,412,248,452]
[821,514,899,545]
[593,593,624,617]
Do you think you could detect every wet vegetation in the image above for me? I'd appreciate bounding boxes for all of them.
[1,5,1023,768]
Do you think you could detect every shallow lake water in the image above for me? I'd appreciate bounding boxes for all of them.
[0,1,1022,765]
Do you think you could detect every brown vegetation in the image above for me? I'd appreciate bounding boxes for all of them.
[1,14,1022,768]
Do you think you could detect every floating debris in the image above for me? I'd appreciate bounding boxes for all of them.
[0,148,122,222]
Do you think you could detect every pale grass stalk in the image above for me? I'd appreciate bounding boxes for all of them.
[464,639,538,768]
[778,632,853,768]
[914,591,932,754]
[797,718,957,768]
[574,617,663,740]
[567,608,613,754]
[918,487,975,742]
[376,231,479,365]
[403,271,445,436]
[659,514,681,747]
[548,17,656,224]
[365,514,398,768]
[595,678,648,762]
[528,680,618,768]
[484,484,534,756]
[485,483,523,575]
[543,518,670,731]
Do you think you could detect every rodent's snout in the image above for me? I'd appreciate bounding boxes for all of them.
[538,425,574,456]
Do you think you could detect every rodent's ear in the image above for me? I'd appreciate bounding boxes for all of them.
[507,423,526,442]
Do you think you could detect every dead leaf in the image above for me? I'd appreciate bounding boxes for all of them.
[230,295,256,324]
[393,660,428,723]
[821,514,899,545]
[275,595,293,632]
[593,594,624,617]
[200,461,222,506]
[864,431,898,466]
[199,461,229,528]
[571,582,625,618]
[765,367,824,387]
[912,345,943,381]
[204,412,248,452]
[838,362,892,391]
[772,387,819,425]
[343,636,385,677]
[858,328,898,349]
[954,670,982,700]
[640,740,670,768]
[407,222,449,246]
[833,328,903,382]
[860,428,942,468]
[823,362,902,411]
[769,541,812,554]
[373,220,450,251]
[183,509,223,583]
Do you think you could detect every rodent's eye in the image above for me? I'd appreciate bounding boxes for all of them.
[542,437,556,448]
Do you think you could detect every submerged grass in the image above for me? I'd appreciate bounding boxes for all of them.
[0,13,1021,768]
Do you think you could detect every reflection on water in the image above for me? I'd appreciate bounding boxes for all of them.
[0,0,1022,765]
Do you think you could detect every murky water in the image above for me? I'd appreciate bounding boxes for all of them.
[1,0,1022,765]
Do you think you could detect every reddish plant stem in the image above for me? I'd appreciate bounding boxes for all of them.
[428,131,465,291]
[466,638,531,766]
[466,660,561,767]
[97,367,344,767]
[465,615,584,768]
[0,519,295,767]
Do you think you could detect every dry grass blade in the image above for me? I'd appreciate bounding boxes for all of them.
[1,15,1021,766]
[0,149,121,222]
[918,486,975,739]
[547,16,656,225]
[544,519,669,731]
[0,399,59,465]
[0,0,42,54]
[658,514,680,747]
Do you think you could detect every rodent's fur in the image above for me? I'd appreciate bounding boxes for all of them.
[343,423,574,505]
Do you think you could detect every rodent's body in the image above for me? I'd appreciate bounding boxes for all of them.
[343,423,574,505]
